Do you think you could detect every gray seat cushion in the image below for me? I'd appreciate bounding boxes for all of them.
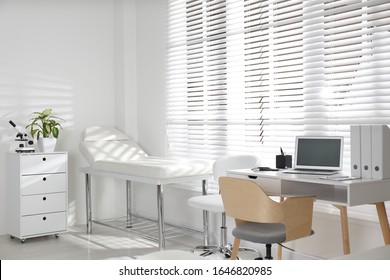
[232,222,286,244]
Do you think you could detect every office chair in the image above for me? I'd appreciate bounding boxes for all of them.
[187,155,259,258]
[219,176,315,260]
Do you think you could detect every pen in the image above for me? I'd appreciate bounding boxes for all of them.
[280,147,284,156]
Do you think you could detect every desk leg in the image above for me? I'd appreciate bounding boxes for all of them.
[278,196,285,260]
[85,173,92,234]
[375,202,390,245]
[126,180,132,228]
[201,179,210,246]
[157,184,165,250]
[333,205,350,255]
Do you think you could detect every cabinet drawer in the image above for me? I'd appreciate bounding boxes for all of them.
[21,212,67,237]
[21,193,67,215]
[21,173,67,195]
[20,153,67,175]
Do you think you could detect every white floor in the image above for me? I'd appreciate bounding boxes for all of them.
[0,224,257,260]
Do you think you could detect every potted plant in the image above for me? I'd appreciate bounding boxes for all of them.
[26,108,64,152]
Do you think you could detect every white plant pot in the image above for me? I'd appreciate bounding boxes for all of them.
[38,137,57,153]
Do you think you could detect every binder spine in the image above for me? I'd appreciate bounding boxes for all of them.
[371,125,390,179]
[350,124,390,179]
[360,125,372,179]
[350,125,361,178]
[371,125,383,179]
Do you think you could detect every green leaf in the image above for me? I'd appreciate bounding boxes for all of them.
[42,108,52,117]
[53,127,59,138]
[31,129,39,138]
[43,123,51,137]
[25,108,63,140]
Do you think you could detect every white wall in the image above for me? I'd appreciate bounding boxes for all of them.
[0,0,130,233]
[114,0,138,139]
[135,1,166,156]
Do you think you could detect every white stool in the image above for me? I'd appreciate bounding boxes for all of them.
[188,155,261,259]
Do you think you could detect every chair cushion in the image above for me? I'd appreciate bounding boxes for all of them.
[232,222,286,244]
[188,194,225,213]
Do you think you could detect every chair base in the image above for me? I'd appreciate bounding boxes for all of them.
[238,246,263,260]
[191,244,232,258]
[191,244,262,259]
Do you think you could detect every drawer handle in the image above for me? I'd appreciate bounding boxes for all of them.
[42,157,46,161]
[43,217,47,221]
[43,177,47,181]
[43,197,47,201]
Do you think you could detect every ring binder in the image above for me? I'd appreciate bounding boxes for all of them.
[350,124,390,179]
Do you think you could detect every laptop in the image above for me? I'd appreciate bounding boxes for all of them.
[283,136,344,175]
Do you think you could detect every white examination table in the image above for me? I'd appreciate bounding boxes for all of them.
[79,126,213,249]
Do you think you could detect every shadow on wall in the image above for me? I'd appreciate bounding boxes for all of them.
[0,65,74,149]
[0,64,75,227]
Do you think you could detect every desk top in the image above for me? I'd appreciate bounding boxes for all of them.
[228,169,390,206]
[228,169,389,187]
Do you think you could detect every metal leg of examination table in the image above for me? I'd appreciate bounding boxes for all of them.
[85,173,92,234]
[201,179,210,246]
[84,175,208,251]
[157,184,165,250]
[126,180,132,228]
[157,179,208,250]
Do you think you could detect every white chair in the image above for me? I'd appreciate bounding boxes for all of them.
[187,155,260,258]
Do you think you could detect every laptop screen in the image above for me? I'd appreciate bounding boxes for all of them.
[294,136,344,171]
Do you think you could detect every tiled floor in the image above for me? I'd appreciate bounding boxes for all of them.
[0,224,256,260]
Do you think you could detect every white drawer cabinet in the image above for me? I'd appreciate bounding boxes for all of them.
[6,152,68,243]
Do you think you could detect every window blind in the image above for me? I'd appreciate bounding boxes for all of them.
[167,0,390,220]
[167,0,390,172]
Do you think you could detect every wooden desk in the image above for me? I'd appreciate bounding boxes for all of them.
[228,169,390,254]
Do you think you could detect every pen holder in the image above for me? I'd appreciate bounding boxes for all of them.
[276,155,292,169]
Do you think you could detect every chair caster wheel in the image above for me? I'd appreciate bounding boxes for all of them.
[200,251,213,257]
[254,257,263,260]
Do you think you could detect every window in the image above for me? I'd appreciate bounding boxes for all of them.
[167,0,390,169]
[167,0,390,219]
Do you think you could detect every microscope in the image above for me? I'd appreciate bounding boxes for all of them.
[9,120,35,153]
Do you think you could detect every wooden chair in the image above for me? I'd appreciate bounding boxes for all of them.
[219,176,315,260]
